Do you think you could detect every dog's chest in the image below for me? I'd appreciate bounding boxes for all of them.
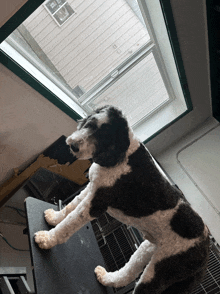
[89,161,180,219]
[89,161,131,187]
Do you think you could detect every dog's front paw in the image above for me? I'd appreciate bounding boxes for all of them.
[44,209,63,226]
[34,230,57,249]
[95,266,107,285]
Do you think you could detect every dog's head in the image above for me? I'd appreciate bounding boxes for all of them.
[66,105,130,167]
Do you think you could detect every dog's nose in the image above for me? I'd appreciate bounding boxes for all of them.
[70,142,79,153]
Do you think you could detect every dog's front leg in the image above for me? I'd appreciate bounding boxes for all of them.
[35,197,94,249]
[44,184,90,226]
[95,240,156,288]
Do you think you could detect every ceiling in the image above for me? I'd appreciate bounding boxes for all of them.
[0,0,27,28]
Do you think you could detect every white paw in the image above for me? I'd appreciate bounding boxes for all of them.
[34,230,57,249]
[95,266,107,285]
[44,209,62,226]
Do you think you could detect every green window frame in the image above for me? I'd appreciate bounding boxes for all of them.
[0,0,192,144]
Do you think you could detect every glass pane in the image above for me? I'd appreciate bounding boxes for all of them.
[53,3,75,25]
[6,0,150,97]
[88,52,170,126]
[45,0,65,14]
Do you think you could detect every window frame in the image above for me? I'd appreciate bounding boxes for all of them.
[44,0,76,27]
[82,46,174,129]
[0,0,192,143]
[0,0,45,43]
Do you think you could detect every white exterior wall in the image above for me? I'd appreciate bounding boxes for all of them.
[23,0,149,92]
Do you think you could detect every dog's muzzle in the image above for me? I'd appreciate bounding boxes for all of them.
[70,142,79,153]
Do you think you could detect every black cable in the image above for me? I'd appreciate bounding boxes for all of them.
[5,205,26,218]
[0,233,29,252]
[0,220,27,226]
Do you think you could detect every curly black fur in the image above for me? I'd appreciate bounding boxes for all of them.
[92,106,130,167]
[64,105,210,294]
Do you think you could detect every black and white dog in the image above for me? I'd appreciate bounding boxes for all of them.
[35,105,209,294]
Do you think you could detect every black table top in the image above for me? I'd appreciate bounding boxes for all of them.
[25,197,113,294]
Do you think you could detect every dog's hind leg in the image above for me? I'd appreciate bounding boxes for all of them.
[133,240,208,294]
[161,269,206,294]
[44,184,89,226]
[95,240,156,288]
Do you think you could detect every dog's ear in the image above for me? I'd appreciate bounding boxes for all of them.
[93,107,130,167]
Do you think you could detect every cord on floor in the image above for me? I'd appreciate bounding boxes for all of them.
[0,233,29,252]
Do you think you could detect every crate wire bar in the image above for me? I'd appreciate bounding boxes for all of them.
[191,240,220,294]
[91,213,220,294]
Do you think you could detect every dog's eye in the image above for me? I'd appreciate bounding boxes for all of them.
[84,122,97,130]
[78,139,84,144]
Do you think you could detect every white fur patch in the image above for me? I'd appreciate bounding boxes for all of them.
[66,128,89,144]
[127,129,140,156]
[107,201,203,285]
[53,190,95,244]
[94,111,109,127]
[97,240,156,288]
[66,128,96,159]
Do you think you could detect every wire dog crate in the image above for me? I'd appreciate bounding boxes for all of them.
[191,238,220,294]
[91,213,139,294]
[91,214,220,294]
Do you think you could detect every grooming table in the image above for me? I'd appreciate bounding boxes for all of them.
[25,197,113,294]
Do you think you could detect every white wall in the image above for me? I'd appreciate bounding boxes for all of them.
[156,118,220,245]
[0,63,78,185]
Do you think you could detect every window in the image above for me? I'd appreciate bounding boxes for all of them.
[44,0,75,26]
[0,0,191,143]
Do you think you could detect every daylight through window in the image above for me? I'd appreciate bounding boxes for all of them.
[0,0,189,142]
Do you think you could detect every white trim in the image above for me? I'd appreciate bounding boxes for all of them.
[133,97,187,142]
[80,0,187,135]
[1,39,187,141]
[0,41,86,118]
[5,34,83,105]
[79,42,155,106]
[138,0,186,106]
